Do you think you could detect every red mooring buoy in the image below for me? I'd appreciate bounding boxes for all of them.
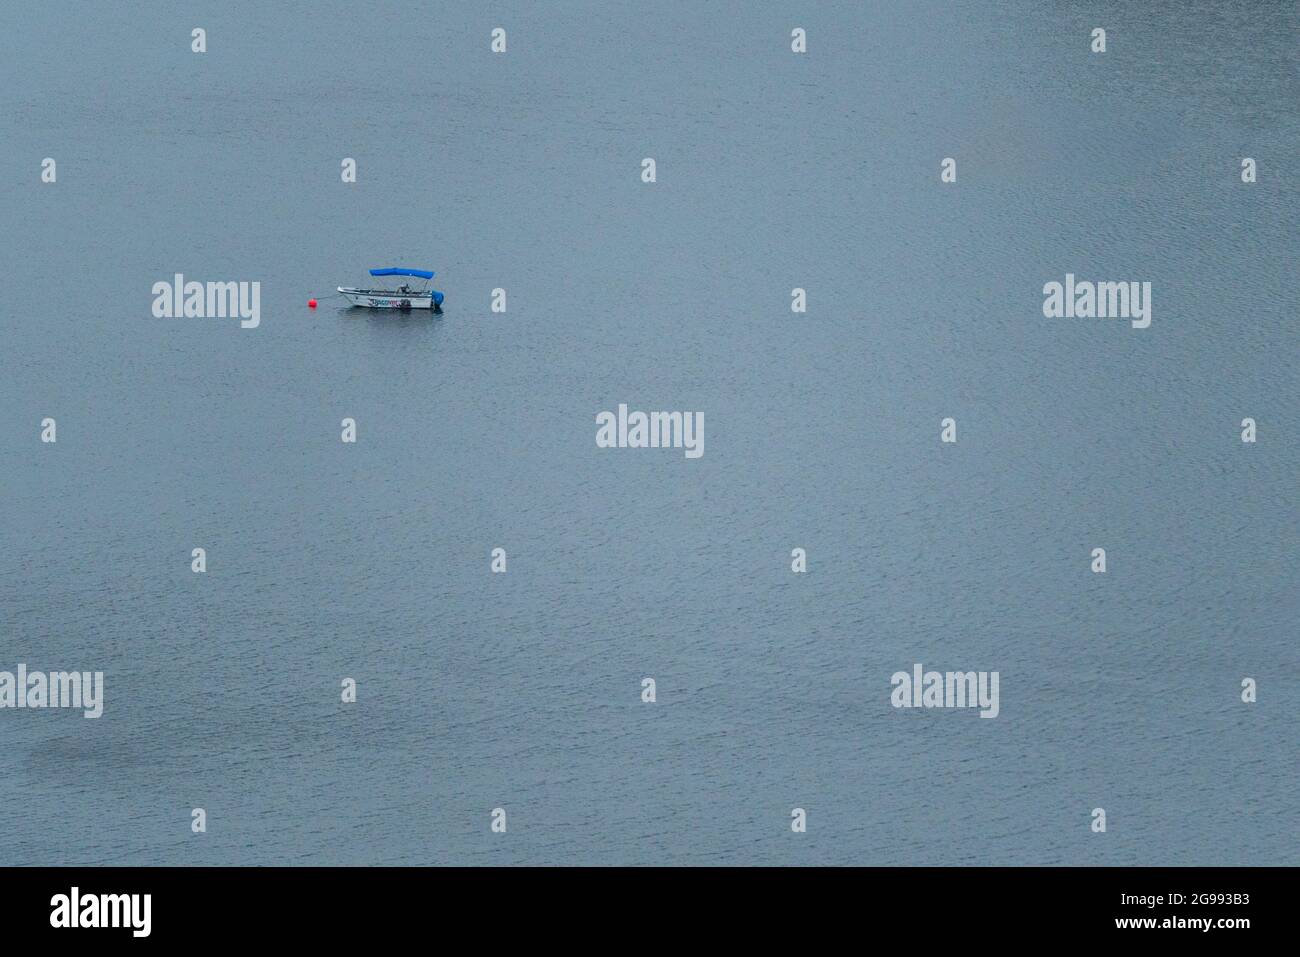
[308,298,318,308]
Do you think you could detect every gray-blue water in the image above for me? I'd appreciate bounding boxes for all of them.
[1,1,1296,865]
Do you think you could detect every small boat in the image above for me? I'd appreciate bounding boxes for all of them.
[338,268,445,313]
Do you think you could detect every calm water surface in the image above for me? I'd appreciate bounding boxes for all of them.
[0,1,1296,864]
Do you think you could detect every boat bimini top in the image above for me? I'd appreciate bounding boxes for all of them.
[369,268,435,281]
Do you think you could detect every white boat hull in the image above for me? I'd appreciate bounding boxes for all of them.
[337,287,438,310]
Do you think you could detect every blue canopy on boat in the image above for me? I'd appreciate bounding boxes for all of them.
[369,267,435,279]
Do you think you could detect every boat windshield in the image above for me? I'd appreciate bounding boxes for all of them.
[367,276,429,293]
